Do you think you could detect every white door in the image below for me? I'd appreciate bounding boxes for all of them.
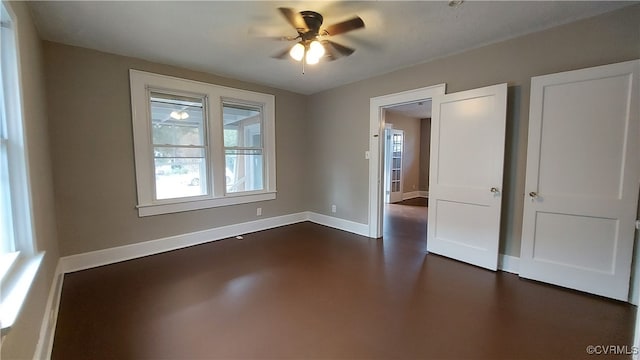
[519,60,639,301]
[427,84,508,270]
[389,129,404,203]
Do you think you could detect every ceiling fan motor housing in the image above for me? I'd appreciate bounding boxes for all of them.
[272,7,363,62]
[300,11,323,39]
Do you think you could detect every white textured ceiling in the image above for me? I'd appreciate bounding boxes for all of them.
[28,1,634,95]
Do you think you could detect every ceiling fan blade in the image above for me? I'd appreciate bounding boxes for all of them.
[272,46,292,59]
[322,43,339,61]
[325,40,355,57]
[322,17,364,36]
[278,7,308,32]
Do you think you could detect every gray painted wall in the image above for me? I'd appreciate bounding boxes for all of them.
[419,118,431,192]
[307,5,640,256]
[43,42,309,256]
[1,2,60,359]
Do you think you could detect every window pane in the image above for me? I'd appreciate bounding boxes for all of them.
[225,149,263,193]
[150,92,205,146]
[154,147,207,200]
[223,102,264,194]
[223,103,262,148]
[223,128,238,147]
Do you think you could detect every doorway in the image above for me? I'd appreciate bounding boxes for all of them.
[383,103,432,204]
[368,84,446,239]
[382,102,432,245]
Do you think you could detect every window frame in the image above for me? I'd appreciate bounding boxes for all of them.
[1,0,43,333]
[129,70,277,217]
[1,1,35,258]
[148,90,211,203]
[222,99,266,195]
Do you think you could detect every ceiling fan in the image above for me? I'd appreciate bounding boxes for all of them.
[270,7,365,66]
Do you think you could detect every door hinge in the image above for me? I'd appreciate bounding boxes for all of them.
[636,220,640,230]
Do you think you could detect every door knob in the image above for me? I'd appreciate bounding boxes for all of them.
[529,191,538,198]
[490,187,499,193]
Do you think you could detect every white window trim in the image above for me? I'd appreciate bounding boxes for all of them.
[1,2,35,257]
[1,0,44,334]
[130,70,277,217]
[1,253,43,333]
[222,99,266,195]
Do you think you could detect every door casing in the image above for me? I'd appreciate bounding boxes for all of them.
[369,84,446,238]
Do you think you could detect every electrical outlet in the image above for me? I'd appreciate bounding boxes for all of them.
[331,205,337,213]
[257,207,262,216]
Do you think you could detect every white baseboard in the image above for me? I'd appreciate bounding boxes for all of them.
[498,254,520,274]
[59,212,309,274]
[59,211,370,275]
[634,309,640,360]
[402,190,429,200]
[402,191,420,200]
[402,191,429,200]
[33,262,64,360]
[306,212,369,237]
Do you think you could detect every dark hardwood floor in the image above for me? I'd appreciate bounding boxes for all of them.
[51,200,635,359]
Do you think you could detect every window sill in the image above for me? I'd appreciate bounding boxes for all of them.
[1,252,44,333]
[137,191,276,217]
[0,252,20,283]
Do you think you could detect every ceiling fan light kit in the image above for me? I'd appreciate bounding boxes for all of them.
[288,40,325,64]
[307,40,326,62]
[289,42,305,61]
[269,7,365,72]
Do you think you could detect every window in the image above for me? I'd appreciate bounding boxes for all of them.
[150,92,208,200]
[130,70,276,216]
[1,1,43,332]
[1,2,34,272]
[223,102,264,193]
